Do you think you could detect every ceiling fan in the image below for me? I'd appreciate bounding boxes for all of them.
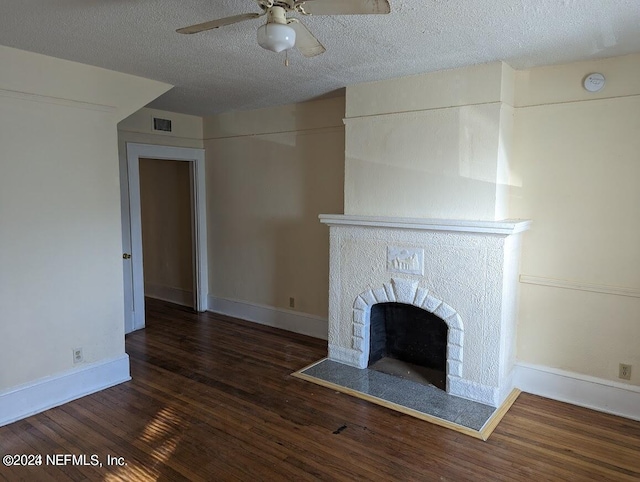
[176,0,391,58]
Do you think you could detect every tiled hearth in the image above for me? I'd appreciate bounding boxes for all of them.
[293,358,504,439]
[319,215,531,408]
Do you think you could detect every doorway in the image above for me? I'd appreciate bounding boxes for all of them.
[139,158,194,307]
[122,143,207,334]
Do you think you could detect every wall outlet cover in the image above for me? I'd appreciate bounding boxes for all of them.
[619,363,632,380]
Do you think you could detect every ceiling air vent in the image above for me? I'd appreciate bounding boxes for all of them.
[152,117,172,133]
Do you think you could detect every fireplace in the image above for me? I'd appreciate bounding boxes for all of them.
[320,214,531,407]
[369,302,448,390]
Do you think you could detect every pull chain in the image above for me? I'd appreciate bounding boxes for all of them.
[284,49,290,67]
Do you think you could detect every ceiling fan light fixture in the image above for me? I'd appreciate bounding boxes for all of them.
[257,23,296,53]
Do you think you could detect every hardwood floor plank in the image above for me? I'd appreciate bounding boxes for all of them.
[1,298,639,481]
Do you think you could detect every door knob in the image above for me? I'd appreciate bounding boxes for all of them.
[123,253,132,259]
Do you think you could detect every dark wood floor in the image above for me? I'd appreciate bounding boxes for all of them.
[2,299,639,481]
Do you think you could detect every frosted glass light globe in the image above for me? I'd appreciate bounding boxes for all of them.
[257,23,296,53]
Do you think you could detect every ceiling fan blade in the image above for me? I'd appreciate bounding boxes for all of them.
[177,13,263,34]
[289,21,326,57]
[296,0,390,15]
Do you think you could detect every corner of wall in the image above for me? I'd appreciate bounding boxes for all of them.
[500,62,516,107]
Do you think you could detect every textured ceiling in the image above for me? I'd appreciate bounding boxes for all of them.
[1,0,639,116]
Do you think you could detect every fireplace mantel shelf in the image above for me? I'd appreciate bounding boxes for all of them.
[319,215,531,235]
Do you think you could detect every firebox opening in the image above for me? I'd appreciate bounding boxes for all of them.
[368,302,448,390]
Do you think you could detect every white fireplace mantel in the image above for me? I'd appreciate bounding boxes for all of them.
[319,214,532,235]
[320,213,531,407]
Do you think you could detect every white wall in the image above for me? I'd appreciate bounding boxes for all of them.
[511,54,640,387]
[203,97,345,325]
[344,62,515,221]
[0,45,170,423]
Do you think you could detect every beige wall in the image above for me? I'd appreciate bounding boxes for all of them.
[201,56,639,388]
[118,107,204,150]
[5,40,630,408]
[203,97,345,317]
[139,159,194,305]
[0,47,169,122]
[0,46,170,391]
[344,62,515,221]
[342,54,639,388]
[511,54,640,386]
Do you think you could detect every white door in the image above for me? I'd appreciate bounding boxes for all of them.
[120,143,208,333]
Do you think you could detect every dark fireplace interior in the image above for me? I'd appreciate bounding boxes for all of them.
[368,302,448,390]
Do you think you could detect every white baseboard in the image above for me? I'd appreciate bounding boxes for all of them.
[0,354,131,427]
[208,296,328,340]
[514,362,640,421]
[145,284,193,307]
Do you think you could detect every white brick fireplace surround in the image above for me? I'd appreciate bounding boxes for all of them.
[320,215,531,407]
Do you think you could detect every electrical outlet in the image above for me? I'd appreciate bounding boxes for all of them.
[619,363,632,380]
[73,348,83,364]
[289,297,295,308]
